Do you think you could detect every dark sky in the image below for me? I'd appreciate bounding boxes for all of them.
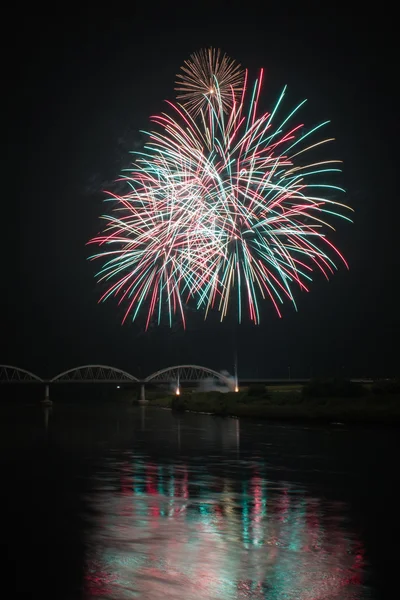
[2,5,398,380]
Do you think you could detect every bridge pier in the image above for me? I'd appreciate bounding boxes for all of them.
[139,383,148,404]
[42,383,52,406]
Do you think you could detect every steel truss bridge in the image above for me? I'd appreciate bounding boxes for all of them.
[0,364,234,385]
[0,364,237,403]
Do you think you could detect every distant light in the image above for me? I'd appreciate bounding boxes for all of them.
[235,386,239,393]
[176,387,180,396]
[117,385,120,389]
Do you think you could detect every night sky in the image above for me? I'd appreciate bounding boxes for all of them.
[2,6,398,380]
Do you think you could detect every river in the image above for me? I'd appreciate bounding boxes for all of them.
[0,404,398,599]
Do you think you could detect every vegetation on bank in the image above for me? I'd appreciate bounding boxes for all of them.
[149,378,400,424]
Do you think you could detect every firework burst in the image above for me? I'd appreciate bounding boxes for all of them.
[175,47,245,118]
[90,55,352,328]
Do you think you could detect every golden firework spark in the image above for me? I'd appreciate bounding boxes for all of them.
[175,48,245,117]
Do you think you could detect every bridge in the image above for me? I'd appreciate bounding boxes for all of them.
[0,363,236,404]
[0,363,372,404]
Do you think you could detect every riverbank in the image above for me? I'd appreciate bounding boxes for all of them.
[150,387,400,425]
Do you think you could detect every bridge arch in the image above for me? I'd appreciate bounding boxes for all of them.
[51,364,139,383]
[0,364,43,383]
[145,365,233,388]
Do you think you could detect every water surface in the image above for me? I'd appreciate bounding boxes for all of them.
[1,405,398,599]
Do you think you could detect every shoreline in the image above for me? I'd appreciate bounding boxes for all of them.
[149,391,400,426]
